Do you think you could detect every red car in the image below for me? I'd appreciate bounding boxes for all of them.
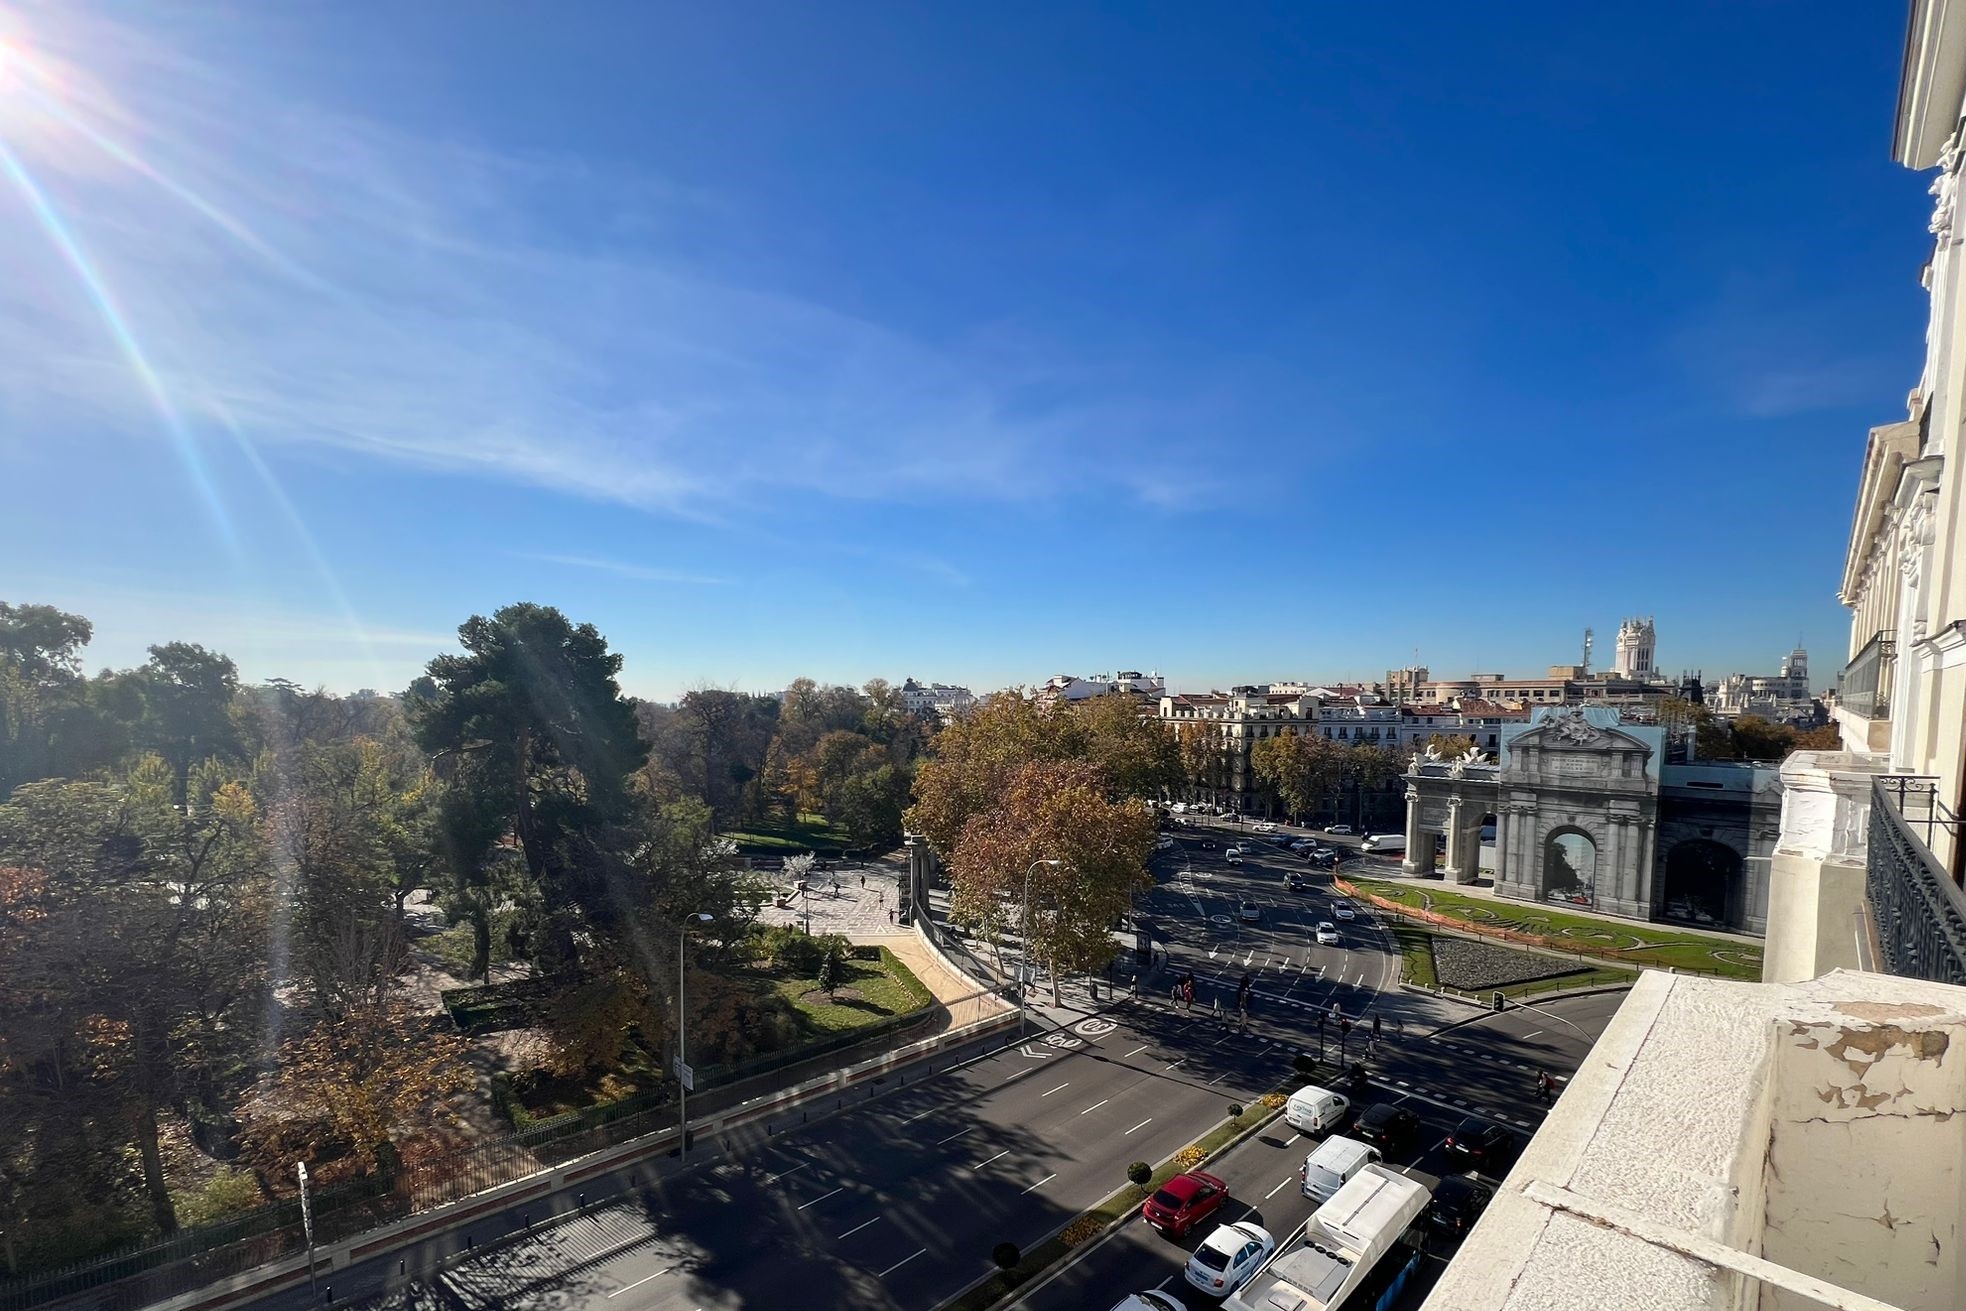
[1141,1171,1230,1237]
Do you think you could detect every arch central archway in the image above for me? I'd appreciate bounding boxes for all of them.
[1542,828,1598,909]
[1661,839,1741,928]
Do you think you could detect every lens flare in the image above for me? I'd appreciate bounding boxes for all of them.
[0,130,234,541]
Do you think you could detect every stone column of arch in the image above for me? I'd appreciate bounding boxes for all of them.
[1401,784,1426,875]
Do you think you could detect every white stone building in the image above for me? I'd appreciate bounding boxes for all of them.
[1610,615,1657,677]
[1035,670,1166,708]
[1159,687,1318,810]
[897,678,975,719]
[1710,648,1816,723]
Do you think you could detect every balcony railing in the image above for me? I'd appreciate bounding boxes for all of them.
[1867,775,1966,985]
[1838,630,1896,719]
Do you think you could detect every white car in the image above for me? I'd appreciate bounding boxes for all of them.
[1334,905,1356,921]
[1326,824,1355,836]
[1316,921,1340,945]
[1157,835,1176,851]
[1109,1293,1187,1311]
[1184,1221,1275,1296]
[1252,821,1277,833]
[1224,846,1244,865]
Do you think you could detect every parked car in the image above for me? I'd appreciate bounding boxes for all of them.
[1326,824,1356,836]
[1352,1102,1421,1152]
[1443,1117,1518,1169]
[1239,900,1261,923]
[1334,905,1356,921]
[1315,921,1340,945]
[1141,1171,1230,1238]
[1425,1173,1494,1239]
[1183,1222,1275,1296]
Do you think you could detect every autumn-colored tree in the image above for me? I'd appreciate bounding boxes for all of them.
[948,759,1155,1005]
[240,997,471,1179]
[1423,734,1478,759]
[1730,715,1799,761]
[1793,723,1842,750]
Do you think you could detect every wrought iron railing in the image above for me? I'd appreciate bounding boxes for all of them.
[1867,776,1966,985]
[1838,631,1896,719]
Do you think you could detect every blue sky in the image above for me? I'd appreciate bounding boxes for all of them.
[0,2,1930,700]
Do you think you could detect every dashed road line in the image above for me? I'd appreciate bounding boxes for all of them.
[879,1248,928,1278]
[935,1127,973,1145]
[1125,1118,1153,1135]
[1081,1099,1109,1114]
[1022,1173,1057,1194]
[1041,1082,1071,1097]
[838,1217,881,1239]
[763,1163,807,1185]
[972,1150,1011,1170]
[797,1185,844,1210]
[1266,1177,1294,1199]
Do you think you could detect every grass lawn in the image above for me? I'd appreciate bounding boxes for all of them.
[503,947,933,1123]
[1388,921,1634,999]
[770,948,933,1035]
[1349,877,1761,980]
[723,812,859,853]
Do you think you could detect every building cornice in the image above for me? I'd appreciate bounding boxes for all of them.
[1839,422,1923,605]
[1896,0,1966,168]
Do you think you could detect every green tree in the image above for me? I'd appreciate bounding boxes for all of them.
[0,603,114,798]
[135,643,243,804]
[409,604,648,968]
[816,942,844,999]
[948,758,1155,1005]
[1730,715,1798,761]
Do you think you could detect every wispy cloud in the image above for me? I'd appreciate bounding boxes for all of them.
[0,3,1178,522]
[1670,279,1901,420]
[512,551,729,586]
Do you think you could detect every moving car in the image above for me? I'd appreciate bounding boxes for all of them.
[1224,847,1244,865]
[1156,835,1176,851]
[1300,1135,1381,1203]
[1333,904,1356,921]
[1239,900,1261,923]
[1141,1171,1229,1238]
[1315,921,1340,945]
[1308,851,1337,869]
[1184,1221,1275,1297]
[1352,1103,1421,1152]
[1360,833,1404,854]
[1443,1117,1518,1169]
[1285,872,1306,892]
[1425,1173,1494,1239]
[1326,824,1356,836]
[1284,1084,1350,1134]
[1110,1294,1188,1311]
[1252,820,1277,832]
[1287,838,1313,852]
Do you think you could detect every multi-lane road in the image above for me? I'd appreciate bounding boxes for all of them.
[292,829,1621,1311]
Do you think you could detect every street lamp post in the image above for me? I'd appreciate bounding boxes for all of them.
[676,911,714,1163]
[1020,859,1062,1034]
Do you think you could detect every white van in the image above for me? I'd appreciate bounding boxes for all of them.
[1360,834,1405,854]
[1300,1135,1381,1203]
[1284,1084,1350,1135]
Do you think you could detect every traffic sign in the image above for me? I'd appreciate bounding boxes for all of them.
[673,1056,695,1091]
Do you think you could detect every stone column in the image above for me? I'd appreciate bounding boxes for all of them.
[1401,785,1426,875]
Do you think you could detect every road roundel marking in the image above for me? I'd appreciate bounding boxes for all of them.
[1075,1017,1117,1038]
[1043,1032,1084,1049]
[1209,914,1234,928]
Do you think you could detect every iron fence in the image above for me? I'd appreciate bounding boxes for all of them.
[1867,775,1966,985]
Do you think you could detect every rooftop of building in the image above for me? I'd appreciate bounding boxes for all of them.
[1423,968,1966,1311]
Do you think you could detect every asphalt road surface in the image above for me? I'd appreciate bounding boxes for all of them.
[268,834,1614,1311]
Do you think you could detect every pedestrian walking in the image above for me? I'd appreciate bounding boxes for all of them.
[1182,978,1195,1014]
[887,907,896,925]
[1372,1014,1382,1039]
[1536,1070,1554,1104]
[860,873,866,889]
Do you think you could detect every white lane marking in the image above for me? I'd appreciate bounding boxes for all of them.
[763,1163,807,1185]
[935,1127,973,1145]
[1122,1044,1149,1058]
[1125,1118,1153,1135]
[1021,1172,1057,1194]
[1266,1177,1294,1199]
[607,1268,671,1297]
[1081,1099,1109,1114]
[838,1217,881,1239]
[797,1185,844,1210]
[1165,1058,1185,1070]
[1522,1029,1544,1039]
[879,1247,929,1278]
[972,1149,1010,1170]
[901,1105,941,1126]
[1042,1082,1071,1096]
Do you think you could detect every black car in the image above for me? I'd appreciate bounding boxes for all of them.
[1199,838,1217,850]
[1442,1117,1517,1169]
[1352,1103,1420,1151]
[1425,1174,1493,1238]
[1285,872,1307,892]
[1307,851,1337,869]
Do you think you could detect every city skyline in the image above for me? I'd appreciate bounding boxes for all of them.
[1,4,1907,700]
